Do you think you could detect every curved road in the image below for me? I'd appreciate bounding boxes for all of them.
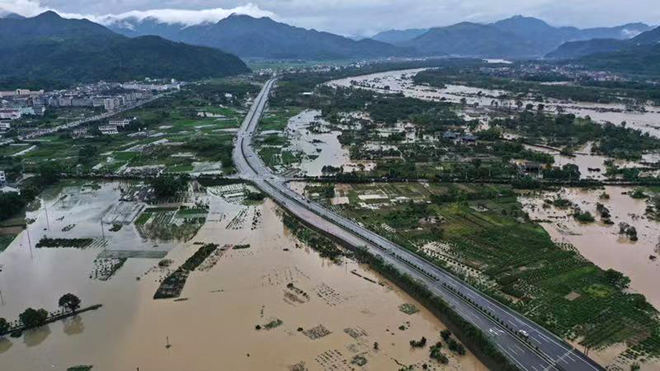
[233,79,604,371]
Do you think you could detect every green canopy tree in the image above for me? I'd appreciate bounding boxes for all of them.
[0,317,9,334]
[59,293,82,312]
[19,308,48,328]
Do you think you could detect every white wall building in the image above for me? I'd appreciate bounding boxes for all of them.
[98,125,119,135]
[109,119,131,127]
[0,109,21,120]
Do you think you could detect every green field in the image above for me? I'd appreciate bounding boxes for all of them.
[0,234,16,253]
[311,182,660,360]
[259,107,303,131]
[253,107,306,171]
[0,80,254,176]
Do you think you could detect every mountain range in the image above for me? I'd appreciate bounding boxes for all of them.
[403,21,539,58]
[375,16,651,58]
[110,14,407,60]
[107,14,652,60]
[552,27,660,75]
[0,11,250,86]
[548,26,660,59]
[2,10,660,86]
[371,28,429,45]
[0,12,25,20]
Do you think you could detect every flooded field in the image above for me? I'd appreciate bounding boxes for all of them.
[0,181,485,370]
[520,143,660,180]
[521,186,660,310]
[328,69,660,138]
[282,110,374,176]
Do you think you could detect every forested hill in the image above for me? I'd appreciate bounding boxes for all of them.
[110,14,410,60]
[579,43,660,76]
[546,25,660,76]
[0,11,250,87]
[547,25,660,59]
[385,16,650,58]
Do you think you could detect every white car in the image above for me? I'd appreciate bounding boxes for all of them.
[517,329,529,338]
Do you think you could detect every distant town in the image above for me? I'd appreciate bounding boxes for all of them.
[0,78,182,142]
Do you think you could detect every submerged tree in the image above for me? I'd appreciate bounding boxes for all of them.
[0,317,9,334]
[59,293,82,312]
[150,174,188,199]
[19,308,48,328]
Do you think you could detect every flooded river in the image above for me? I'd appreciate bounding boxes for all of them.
[0,181,485,370]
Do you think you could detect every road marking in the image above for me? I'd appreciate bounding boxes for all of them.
[497,344,530,371]
[537,333,552,343]
[237,78,602,371]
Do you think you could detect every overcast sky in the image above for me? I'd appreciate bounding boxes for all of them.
[1,0,658,37]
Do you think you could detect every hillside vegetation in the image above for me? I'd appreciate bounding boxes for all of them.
[0,12,250,87]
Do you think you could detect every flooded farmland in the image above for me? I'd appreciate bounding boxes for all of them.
[521,186,660,310]
[520,143,660,180]
[328,69,660,138]
[0,181,485,371]
[328,69,660,314]
[277,109,374,176]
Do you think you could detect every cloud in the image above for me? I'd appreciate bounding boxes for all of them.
[0,1,276,26]
[0,0,49,16]
[90,4,276,26]
[621,28,644,38]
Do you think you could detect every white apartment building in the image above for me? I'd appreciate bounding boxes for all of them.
[104,98,121,111]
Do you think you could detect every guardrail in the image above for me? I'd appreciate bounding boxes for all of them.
[237,79,602,371]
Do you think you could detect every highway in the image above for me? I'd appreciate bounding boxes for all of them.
[233,78,605,371]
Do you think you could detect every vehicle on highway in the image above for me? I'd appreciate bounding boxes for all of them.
[233,78,605,371]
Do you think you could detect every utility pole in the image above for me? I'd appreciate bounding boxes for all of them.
[25,225,33,259]
[43,198,50,231]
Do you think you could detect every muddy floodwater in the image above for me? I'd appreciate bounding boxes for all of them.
[328,69,660,138]
[520,143,660,180]
[0,181,485,370]
[521,186,660,310]
[285,110,375,176]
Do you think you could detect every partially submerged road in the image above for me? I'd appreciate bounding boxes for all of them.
[233,79,604,371]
